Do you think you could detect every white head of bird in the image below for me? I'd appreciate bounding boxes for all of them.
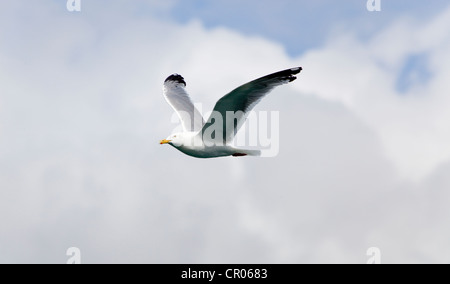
[160,132,202,148]
[160,132,184,147]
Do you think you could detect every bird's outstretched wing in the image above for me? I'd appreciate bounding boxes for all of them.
[201,67,302,144]
[163,74,205,132]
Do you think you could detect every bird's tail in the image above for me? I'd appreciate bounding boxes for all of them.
[232,149,261,157]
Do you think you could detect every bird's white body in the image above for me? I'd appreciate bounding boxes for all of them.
[176,145,253,159]
[160,67,302,158]
[162,131,261,158]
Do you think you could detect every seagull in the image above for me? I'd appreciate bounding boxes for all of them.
[160,67,302,158]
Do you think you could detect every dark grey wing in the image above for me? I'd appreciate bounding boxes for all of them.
[201,67,302,144]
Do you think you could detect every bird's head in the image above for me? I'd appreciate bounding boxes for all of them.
[160,133,184,147]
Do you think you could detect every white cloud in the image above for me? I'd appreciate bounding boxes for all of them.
[1,0,450,264]
[295,6,450,180]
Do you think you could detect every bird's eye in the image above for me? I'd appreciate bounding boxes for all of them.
[173,135,177,138]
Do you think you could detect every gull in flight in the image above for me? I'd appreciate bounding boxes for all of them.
[160,67,302,158]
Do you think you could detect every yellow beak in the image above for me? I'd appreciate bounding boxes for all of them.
[160,139,171,145]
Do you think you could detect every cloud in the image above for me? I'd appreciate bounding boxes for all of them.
[168,0,450,56]
[295,6,450,180]
[1,0,450,264]
[0,0,295,263]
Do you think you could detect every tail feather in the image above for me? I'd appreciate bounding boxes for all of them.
[232,149,261,157]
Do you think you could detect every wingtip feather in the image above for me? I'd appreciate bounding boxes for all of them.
[291,67,302,74]
[165,74,187,86]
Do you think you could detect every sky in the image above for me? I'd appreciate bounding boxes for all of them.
[1,0,450,263]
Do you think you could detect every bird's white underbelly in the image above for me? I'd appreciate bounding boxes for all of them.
[175,145,235,159]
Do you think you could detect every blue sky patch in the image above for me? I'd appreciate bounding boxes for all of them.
[168,0,450,57]
[396,53,433,94]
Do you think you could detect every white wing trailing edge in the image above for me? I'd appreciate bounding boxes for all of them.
[163,74,205,132]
